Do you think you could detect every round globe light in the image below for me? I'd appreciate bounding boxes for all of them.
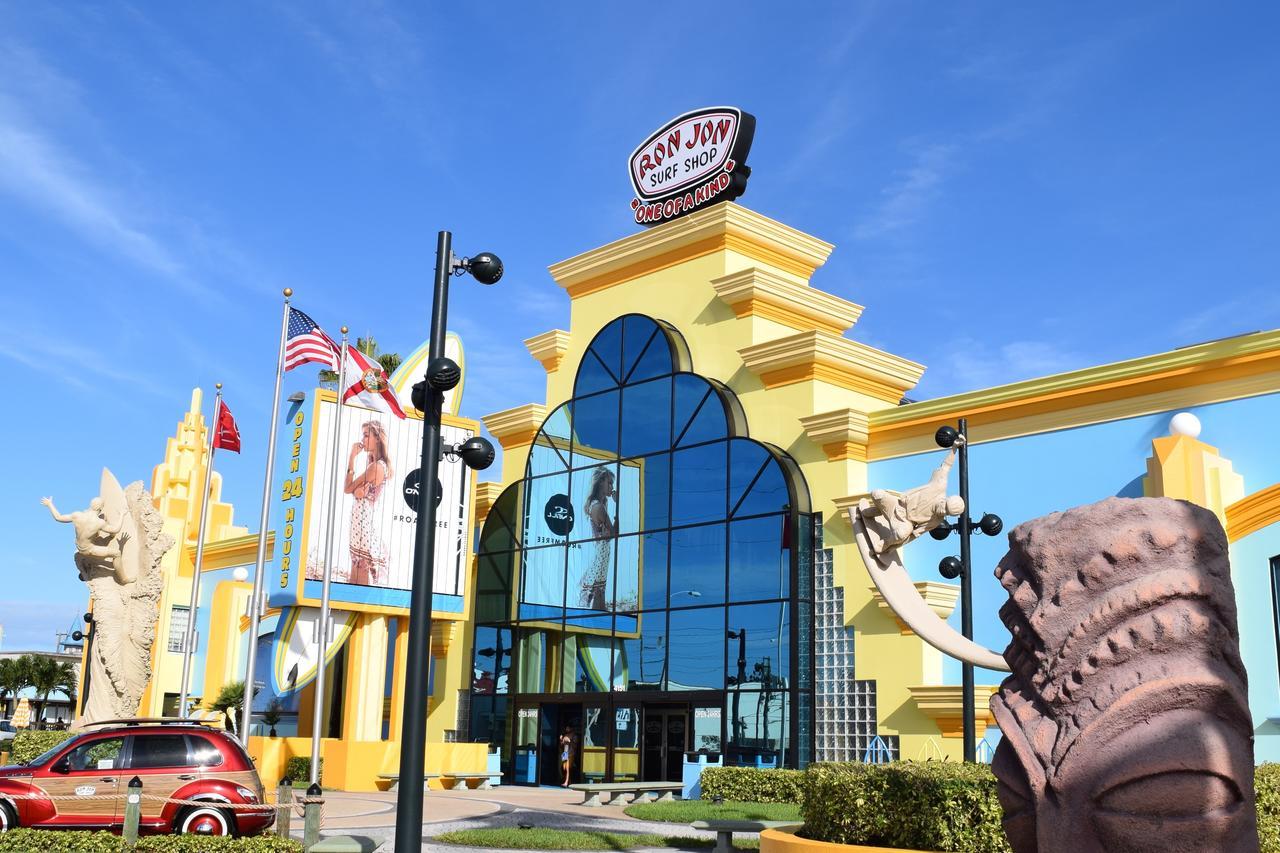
[232,566,249,582]
[1169,412,1202,439]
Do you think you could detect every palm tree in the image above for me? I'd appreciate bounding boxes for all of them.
[206,681,245,735]
[23,655,75,729]
[318,336,402,388]
[0,658,29,719]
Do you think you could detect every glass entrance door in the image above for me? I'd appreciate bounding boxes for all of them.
[641,706,688,782]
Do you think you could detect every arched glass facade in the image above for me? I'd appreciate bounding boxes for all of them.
[471,315,813,784]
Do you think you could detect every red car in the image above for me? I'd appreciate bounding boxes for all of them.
[0,719,273,837]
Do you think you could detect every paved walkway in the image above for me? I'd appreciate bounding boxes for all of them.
[307,786,736,851]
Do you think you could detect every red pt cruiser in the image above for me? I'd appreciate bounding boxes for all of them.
[0,720,274,836]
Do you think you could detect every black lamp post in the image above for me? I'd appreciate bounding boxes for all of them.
[727,629,747,746]
[394,231,500,853]
[929,418,1002,763]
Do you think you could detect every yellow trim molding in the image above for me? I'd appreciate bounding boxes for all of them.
[740,330,925,405]
[906,685,1000,738]
[869,329,1280,460]
[711,267,863,335]
[481,403,547,449]
[1226,483,1280,543]
[871,582,959,636]
[799,409,870,462]
[473,480,506,527]
[524,329,571,373]
[549,203,834,299]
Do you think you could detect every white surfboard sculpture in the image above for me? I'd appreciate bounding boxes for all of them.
[270,606,359,695]
[845,501,1010,672]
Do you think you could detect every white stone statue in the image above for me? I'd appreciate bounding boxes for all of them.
[859,442,966,561]
[43,468,172,725]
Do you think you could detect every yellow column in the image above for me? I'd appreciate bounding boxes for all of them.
[1143,419,1244,527]
[343,614,390,742]
[388,617,410,742]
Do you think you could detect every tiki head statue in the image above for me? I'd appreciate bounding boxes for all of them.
[990,497,1257,853]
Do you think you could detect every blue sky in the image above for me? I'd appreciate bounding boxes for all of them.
[2,3,1277,650]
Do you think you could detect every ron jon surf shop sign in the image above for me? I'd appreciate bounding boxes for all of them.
[629,106,756,226]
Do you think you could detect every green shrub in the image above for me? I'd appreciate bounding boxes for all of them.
[802,762,1010,853]
[1259,763,1280,853]
[0,829,300,851]
[9,729,74,765]
[699,766,805,805]
[284,755,321,785]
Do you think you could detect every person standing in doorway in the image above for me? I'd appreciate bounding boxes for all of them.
[560,725,576,787]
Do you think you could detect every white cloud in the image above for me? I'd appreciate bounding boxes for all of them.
[922,336,1086,396]
[854,143,954,240]
[0,329,170,397]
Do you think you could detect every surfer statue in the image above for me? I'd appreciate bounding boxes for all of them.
[43,469,172,726]
[859,441,966,563]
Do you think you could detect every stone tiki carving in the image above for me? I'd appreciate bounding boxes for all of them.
[990,497,1258,852]
[43,468,172,725]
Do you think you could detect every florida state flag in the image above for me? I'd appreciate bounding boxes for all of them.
[213,398,241,453]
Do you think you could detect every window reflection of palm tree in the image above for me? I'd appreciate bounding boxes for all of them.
[581,467,617,610]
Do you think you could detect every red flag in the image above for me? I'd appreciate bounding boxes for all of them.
[342,346,406,419]
[213,399,241,453]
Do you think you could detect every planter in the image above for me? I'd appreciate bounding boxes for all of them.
[760,827,937,853]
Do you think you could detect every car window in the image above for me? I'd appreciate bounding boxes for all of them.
[64,737,125,772]
[0,722,13,732]
[188,735,223,767]
[127,734,190,770]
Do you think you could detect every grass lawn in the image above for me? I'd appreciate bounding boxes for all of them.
[623,799,802,824]
[434,828,760,850]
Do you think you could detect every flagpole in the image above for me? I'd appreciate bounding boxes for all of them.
[310,329,348,785]
[237,289,293,743]
[179,383,222,719]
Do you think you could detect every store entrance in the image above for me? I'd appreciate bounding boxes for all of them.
[641,705,688,782]
[538,703,583,787]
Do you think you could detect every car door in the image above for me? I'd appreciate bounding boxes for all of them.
[124,733,196,830]
[37,735,124,828]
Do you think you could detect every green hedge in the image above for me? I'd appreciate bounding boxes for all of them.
[802,762,1009,852]
[284,755,321,785]
[700,766,804,805]
[0,829,300,851]
[1260,763,1280,853]
[9,730,74,765]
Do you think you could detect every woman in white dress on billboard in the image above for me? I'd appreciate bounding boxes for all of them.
[581,466,617,610]
[345,420,393,586]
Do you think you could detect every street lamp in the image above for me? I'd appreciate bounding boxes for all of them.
[394,232,500,853]
[929,418,1003,763]
[726,629,747,746]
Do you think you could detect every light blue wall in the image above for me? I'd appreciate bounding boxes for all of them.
[867,391,1280,758]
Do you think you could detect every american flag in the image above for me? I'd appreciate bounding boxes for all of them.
[284,307,339,372]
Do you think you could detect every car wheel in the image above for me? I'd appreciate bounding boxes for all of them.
[0,801,16,833]
[177,804,233,836]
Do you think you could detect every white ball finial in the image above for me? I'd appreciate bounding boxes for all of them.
[232,566,249,582]
[1169,412,1202,439]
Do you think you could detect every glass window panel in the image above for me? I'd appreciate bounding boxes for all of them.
[675,381,728,447]
[524,472,571,546]
[529,434,569,476]
[624,325,675,384]
[473,625,512,695]
[617,459,643,537]
[520,544,565,612]
[575,350,617,396]
[533,403,573,471]
[613,706,641,781]
[515,629,551,694]
[614,533,642,612]
[624,531,666,612]
[569,465,619,543]
[728,515,789,602]
[620,378,672,458]
[620,316,665,379]
[515,705,539,749]
[692,705,723,755]
[671,443,728,528]
[469,696,510,756]
[725,690,788,768]
[639,452,670,531]
[667,607,725,691]
[615,612,665,692]
[673,375,711,442]
[571,391,620,465]
[727,602,790,687]
[475,552,515,623]
[590,319,625,381]
[669,523,726,606]
[478,486,521,554]
[730,440,790,517]
[563,632,612,693]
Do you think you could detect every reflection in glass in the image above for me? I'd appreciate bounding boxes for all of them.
[667,607,725,691]
[728,602,791,686]
[473,625,512,695]
[470,696,510,761]
[669,524,726,606]
[519,544,565,622]
[623,532,666,611]
[639,453,671,530]
[475,551,516,623]
[621,378,672,458]
[515,629,550,694]
[729,439,789,517]
[728,516,788,602]
[613,706,641,781]
[692,705,723,754]
[478,485,521,554]
[572,391,621,464]
[672,443,728,527]
[725,690,788,768]
[615,614,665,692]
[524,473,571,546]
[673,376,728,447]
[563,632,614,693]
